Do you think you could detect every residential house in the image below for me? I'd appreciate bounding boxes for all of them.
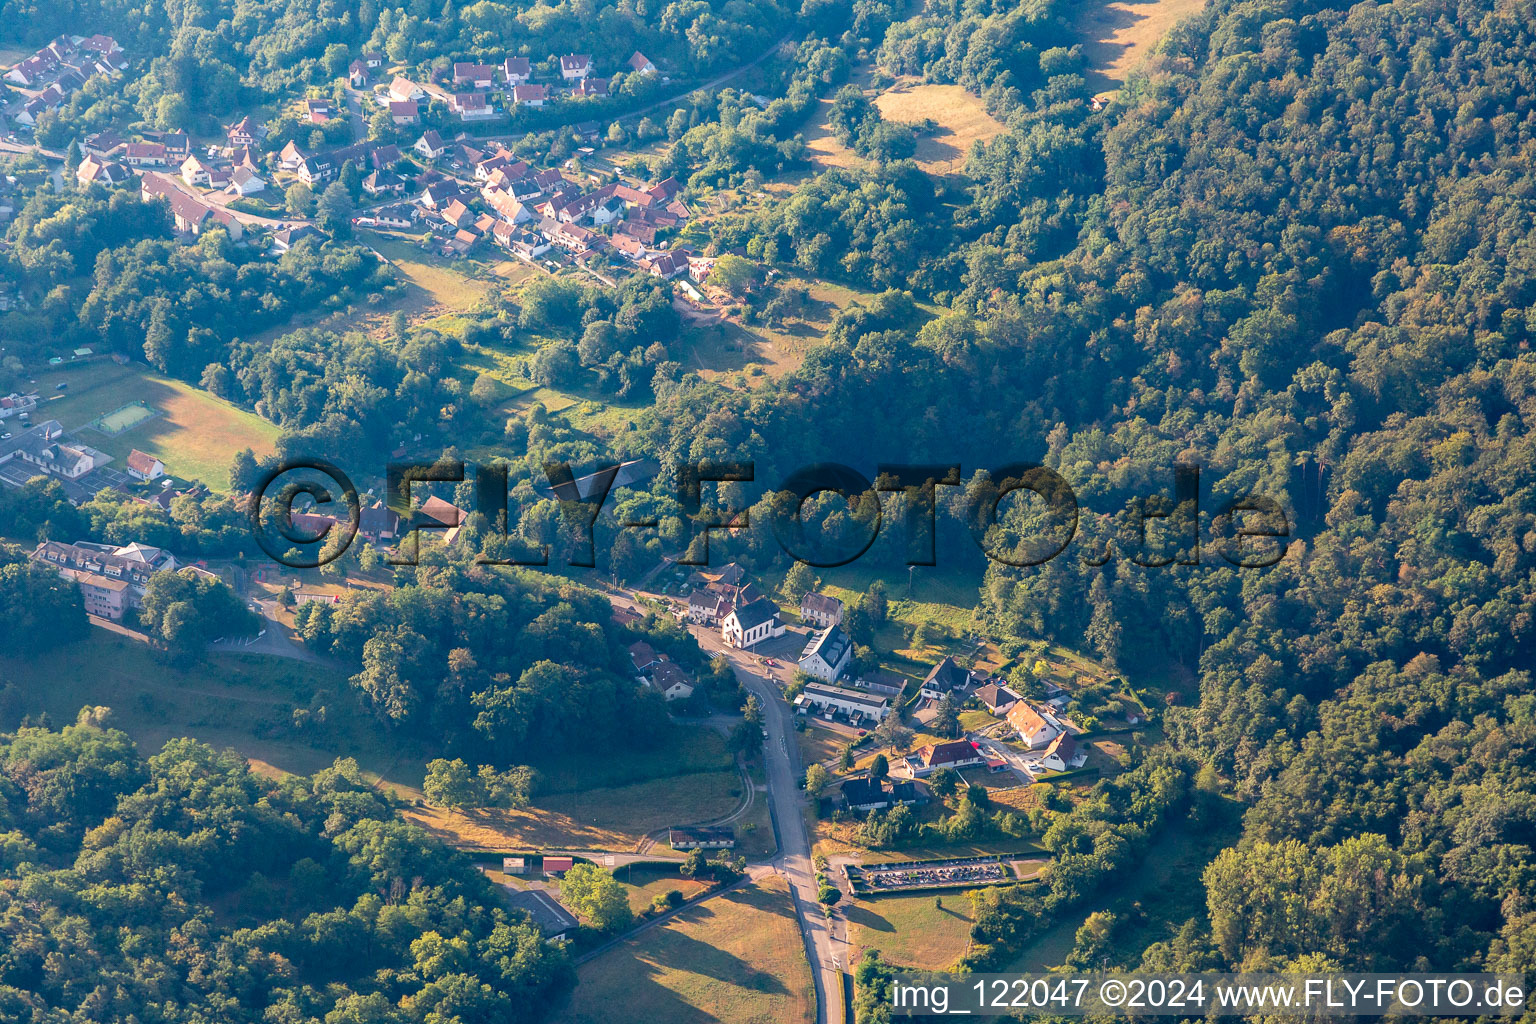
[416,495,466,545]
[558,54,592,80]
[270,224,323,252]
[140,176,243,240]
[668,827,735,850]
[0,393,38,421]
[901,740,986,778]
[369,143,403,169]
[840,778,926,812]
[628,51,657,75]
[122,142,167,168]
[484,189,532,224]
[1006,701,1065,749]
[502,57,532,84]
[628,641,661,674]
[511,83,547,107]
[278,141,307,171]
[421,179,462,208]
[918,655,976,701]
[452,62,498,89]
[798,624,853,683]
[1040,732,1087,772]
[223,166,266,196]
[364,52,384,69]
[82,130,124,157]
[348,59,369,87]
[721,597,784,648]
[75,156,131,188]
[388,100,419,124]
[639,251,686,279]
[362,169,406,196]
[499,226,551,260]
[973,682,1022,715]
[179,154,214,187]
[389,76,423,103]
[440,199,473,229]
[414,130,447,160]
[124,449,165,482]
[794,682,889,724]
[360,500,401,542]
[355,203,418,230]
[575,77,609,98]
[651,661,695,701]
[610,232,647,260]
[450,92,494,120]
[800,592,844,629]
[687,588,728,624]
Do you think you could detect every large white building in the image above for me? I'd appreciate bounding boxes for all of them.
[798,624,853,682]
[794,682,890,724]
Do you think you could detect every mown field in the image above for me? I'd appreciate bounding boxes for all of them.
[873,81,1006,176]
[31,360,279,490]
[553,877,815,1024]
[1077,0,1210,90]
[846,891,978,971]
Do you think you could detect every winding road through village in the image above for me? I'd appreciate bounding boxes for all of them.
[609,590,850,1024]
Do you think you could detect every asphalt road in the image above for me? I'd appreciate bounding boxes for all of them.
[685,608,849,1024]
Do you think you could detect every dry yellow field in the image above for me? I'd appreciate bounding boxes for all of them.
[874,82,1006,175]
[402,770,741,851]
[1078,0,1210,89]
[553,878,814,1024]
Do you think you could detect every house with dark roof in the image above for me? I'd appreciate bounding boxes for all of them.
[901,740,986,778]
[651,661,696,701]
[558,54,592,80]
[840,778,927,811]
[414,130,447,160]
[798,625,853,682]
[1040,731,1087,772]
[628,640,661,675]
[974,682,1022,715]
[502,888,578,941]
[669,826,735,850]
[799,591,844,628]
[918,655,976,700]
[502,57,532,84]
[794,681,889,724]
[722,597,784,648]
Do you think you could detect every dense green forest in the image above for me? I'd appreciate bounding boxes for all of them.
[0,716,570,1023]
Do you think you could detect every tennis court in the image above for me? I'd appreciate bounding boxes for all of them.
[92,402,158,435]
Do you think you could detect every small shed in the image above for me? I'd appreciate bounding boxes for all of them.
[502,857,527,874]
[542,856,575,875]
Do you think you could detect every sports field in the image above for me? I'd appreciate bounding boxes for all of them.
[33,361,279,490]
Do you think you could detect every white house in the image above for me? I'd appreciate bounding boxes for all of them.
[652,661,695,701]
[901,740,987,778]
[798,624,852,683]
[1007,702,1065,749]
[627,51,657,75]
[688,589,728,625]
[414,130,447,160]
[722,597,784,648]
[125,449,165,482]
[799,591,843,628]
[558,54,592,80]
[1040,732,1087,772]
[918,656,976,700]
[224,166,267,196]
[794,682,889,724]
